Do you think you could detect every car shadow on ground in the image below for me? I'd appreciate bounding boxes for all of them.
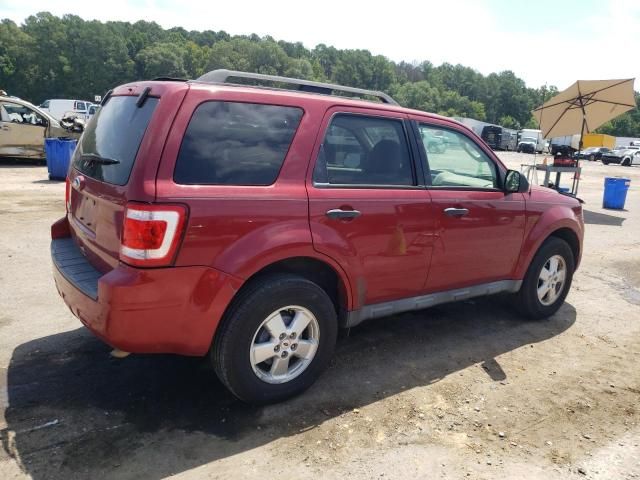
[1,297,576,479]
[32,179,64,184]
[583,209,626,226]
[0,159,45,167]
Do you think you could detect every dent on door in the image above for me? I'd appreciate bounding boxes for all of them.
[1,123,46,157]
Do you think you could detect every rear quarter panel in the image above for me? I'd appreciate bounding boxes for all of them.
[155,86,356,309]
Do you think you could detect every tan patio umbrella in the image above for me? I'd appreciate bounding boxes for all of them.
[533,78,636,147]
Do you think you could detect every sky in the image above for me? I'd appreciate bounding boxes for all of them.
[2,0,639,90]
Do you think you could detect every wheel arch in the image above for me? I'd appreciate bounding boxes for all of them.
[547,227,580,267]
[218,256,353,334]
[515,215,583,278]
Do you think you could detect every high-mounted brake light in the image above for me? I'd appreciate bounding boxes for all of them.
[120,204,187,267]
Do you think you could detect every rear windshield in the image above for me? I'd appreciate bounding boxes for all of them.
[72,95,158,185]
[174,101,303,185]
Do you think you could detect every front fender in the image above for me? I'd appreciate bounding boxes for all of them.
[514,204,583,278]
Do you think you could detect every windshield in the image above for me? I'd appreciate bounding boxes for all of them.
[72,95,158,185]
[522,137,537,142]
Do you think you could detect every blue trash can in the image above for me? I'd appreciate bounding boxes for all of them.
[45,138,78,180]
[603,177,631,210]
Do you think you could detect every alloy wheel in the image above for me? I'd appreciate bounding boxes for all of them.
[250,306,320,384]
[537,255,567,306]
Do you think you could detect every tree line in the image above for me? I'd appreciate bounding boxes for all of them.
[0,12,637,136]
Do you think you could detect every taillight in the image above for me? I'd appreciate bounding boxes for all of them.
[119,204,187,267]
[65,177,70,212]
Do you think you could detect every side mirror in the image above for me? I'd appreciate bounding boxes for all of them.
[504,169,529,193]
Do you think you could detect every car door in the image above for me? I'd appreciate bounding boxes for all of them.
[0,102,46,158]
[74,101,88,120]
[307,107,435,307]
[413,119,526,292]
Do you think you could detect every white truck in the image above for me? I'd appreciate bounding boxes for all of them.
[38,99,94,121]
[517,129,545,154]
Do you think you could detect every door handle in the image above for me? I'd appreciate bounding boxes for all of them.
[326,208,361,220]
[444,207,469,217]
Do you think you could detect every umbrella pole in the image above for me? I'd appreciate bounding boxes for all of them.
[573,116,586,196]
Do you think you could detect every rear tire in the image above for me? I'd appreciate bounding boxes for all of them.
[212,274,338,404]
[623,158,631,167]
[514,237,575,320]
[602,160,609,165]
[589,154,595,161]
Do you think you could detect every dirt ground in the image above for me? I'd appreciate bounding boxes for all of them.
[0,152,639,480]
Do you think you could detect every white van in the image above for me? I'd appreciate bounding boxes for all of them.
[38,99,92,121]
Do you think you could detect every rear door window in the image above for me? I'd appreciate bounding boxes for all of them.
[72,95,158,185]
[313,114,415,186]
[174,101,303,185]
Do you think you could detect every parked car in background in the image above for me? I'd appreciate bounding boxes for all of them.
[575,147,612,161]
[517,135,538,153]
[601,146,640,166]
[0,95,79,159]
[518,129,545,153]
[51,70,584,404]
[87,103,99,119]
[39,99,93,121]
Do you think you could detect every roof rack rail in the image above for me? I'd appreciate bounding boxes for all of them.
[195,69,399,105]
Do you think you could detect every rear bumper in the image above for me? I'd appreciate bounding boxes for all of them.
[52,236,242,356]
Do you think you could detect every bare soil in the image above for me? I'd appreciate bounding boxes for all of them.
[1,153,639,479]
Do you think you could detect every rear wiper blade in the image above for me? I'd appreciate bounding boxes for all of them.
[80,153,120,165]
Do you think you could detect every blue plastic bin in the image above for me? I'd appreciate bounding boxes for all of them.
[45,138,77,180]
[603,177,631,210]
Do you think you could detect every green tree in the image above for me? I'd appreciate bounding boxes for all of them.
[498,115,520,130]
[1,10,638,139]
[135,42,187,79]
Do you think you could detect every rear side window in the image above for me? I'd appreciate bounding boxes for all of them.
[72,96,158,185]
[174,101,303,185]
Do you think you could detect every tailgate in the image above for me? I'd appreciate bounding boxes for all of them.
[66,85,185,271]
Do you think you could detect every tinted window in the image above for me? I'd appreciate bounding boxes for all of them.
[419,124,498,189]
[72,95,158,185]
[313,114,414,186]
[174,101,303,186]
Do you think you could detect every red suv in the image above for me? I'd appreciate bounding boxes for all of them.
[51,70,584,404]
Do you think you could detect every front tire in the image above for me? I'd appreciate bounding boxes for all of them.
[623,158,631,167]
[212,274,338,404]
[515,237,575,320]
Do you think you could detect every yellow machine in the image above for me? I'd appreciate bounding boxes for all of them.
[582,133,615,149]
